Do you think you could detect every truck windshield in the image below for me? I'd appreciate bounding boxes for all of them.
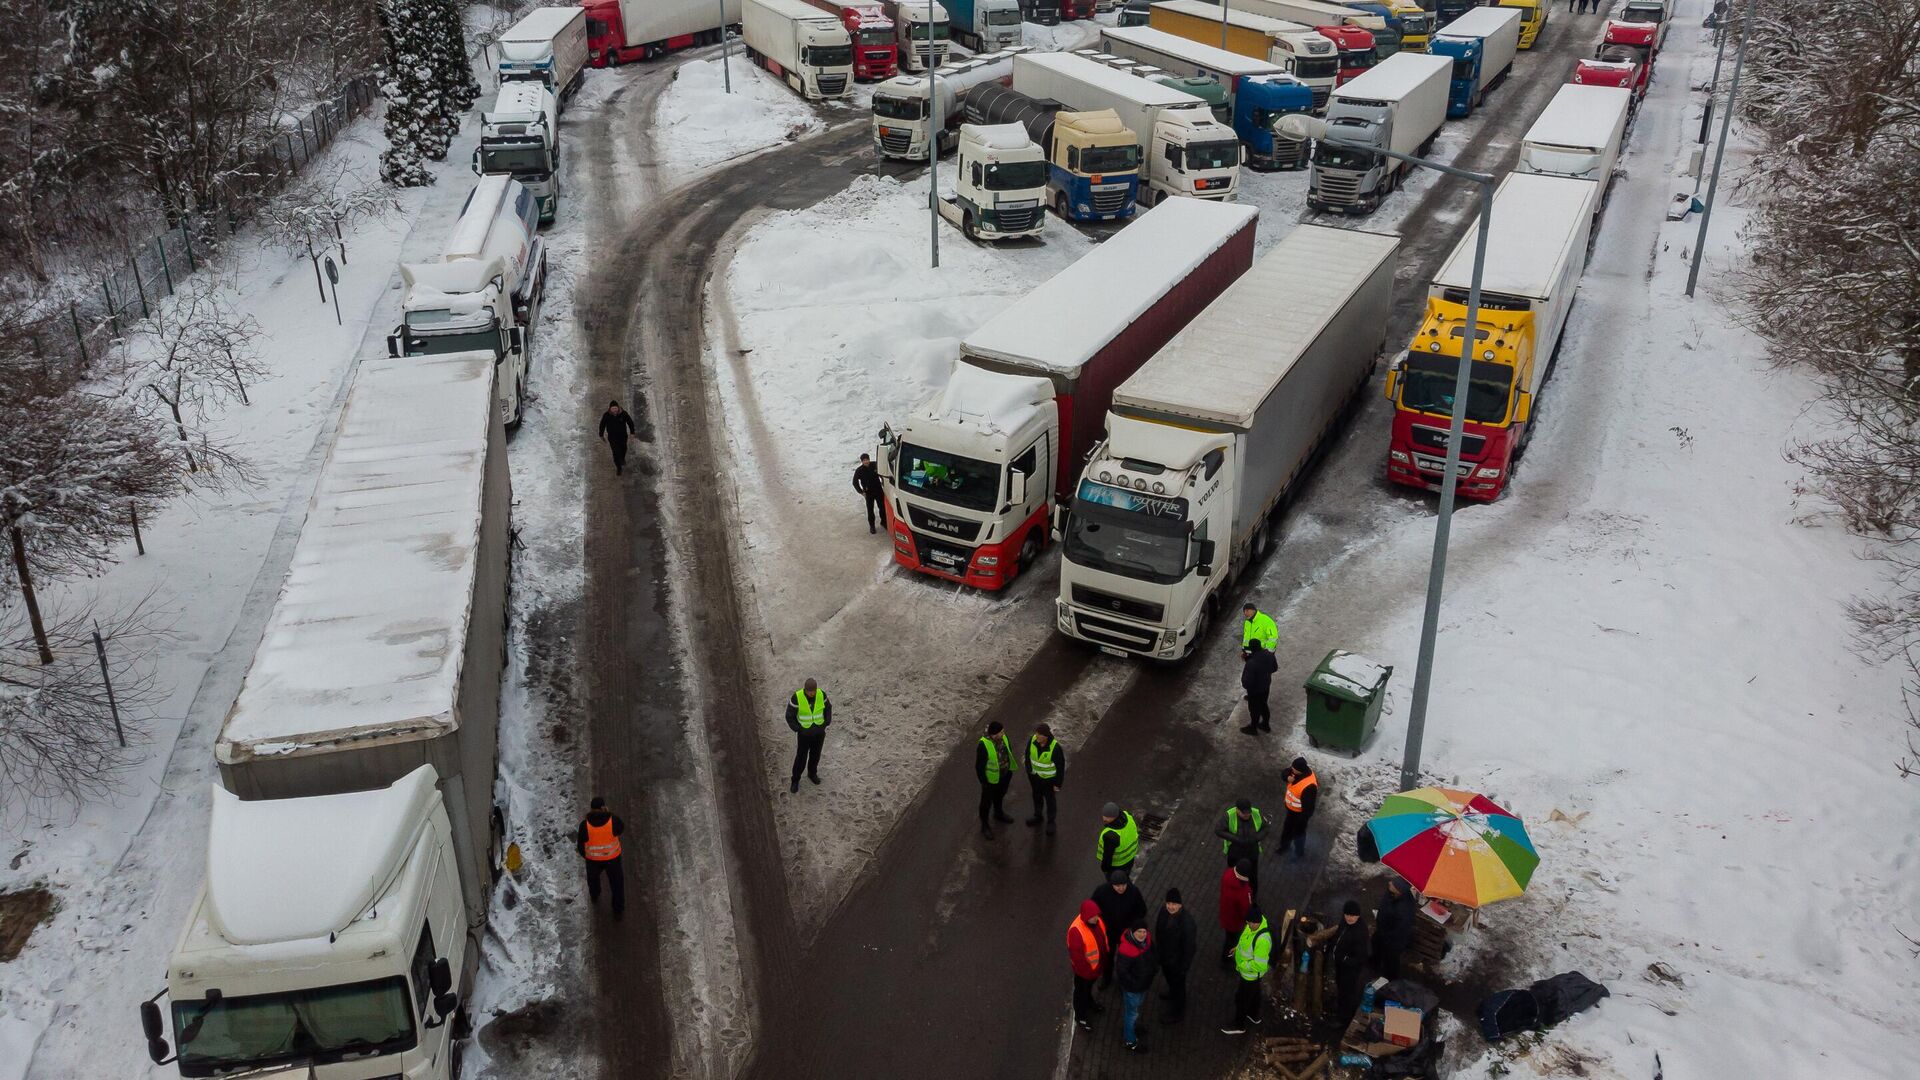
[1081,144,1141,173]
[1294,57,1340,80]
[919,22,951,38]
[1062,504,1189,585]
[860,29,895,45]
[898,442,1001,512]
[1619,7,1660,22]
[1314,142,1374,170]
[480,144,549,176]
[985,160,1048,190]
[1449,56,1475,80]
[808,44,855,67]
[1341,49,1377,70]
[873,94,926,120]
[1400,355,1512,424]
[1186,140,1241,171]
[172,978,415,1075]
[988,9,1025,24]
[401,312,501,357]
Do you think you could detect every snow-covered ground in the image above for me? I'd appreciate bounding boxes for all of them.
[654,55,826,181]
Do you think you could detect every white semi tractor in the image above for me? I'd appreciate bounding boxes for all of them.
[475,81,561,224]
[1305,50,1449,214]
[138,352,510,1080]
[745,0,856,99]
[1055,224,1399,660]
[498,4,590,105]
[871,48,1029,159]
[935,124,1048,241]
[879,0,951,73]
[1013,52,1243,207]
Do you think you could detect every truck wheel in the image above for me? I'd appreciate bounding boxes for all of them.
[510,379,526,427]
[1017,533,1041,575]
[1055,193,1070,220]
[962,214,978,242]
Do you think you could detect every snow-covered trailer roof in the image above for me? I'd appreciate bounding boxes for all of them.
[1331,51,1451,103]
[1524,83,1632,151]
[961,198,1259,376]
[1101,26,1285,78]
[501,4,587,48]
[486,81,557,126]
[1153,0,1313,38]
[1016,51,1208,109]
[218,353,498,759]
[1115,223,1399,428]
[442,175,534,265]
[1434,172,1596,301]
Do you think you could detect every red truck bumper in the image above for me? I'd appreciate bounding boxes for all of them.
[887,504,1045,591]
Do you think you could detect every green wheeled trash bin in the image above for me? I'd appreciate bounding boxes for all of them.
[1303,650,1392,753]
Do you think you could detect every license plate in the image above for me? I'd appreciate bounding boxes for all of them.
[1100,646,1129,657]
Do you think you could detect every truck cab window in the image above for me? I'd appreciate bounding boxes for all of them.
[1068,146,1081,172]
[1202,448,1225,480]
[972,162,983,186]
[1011,444,1039,500]
[1165,144,1185,171]
[410,925,437,1018]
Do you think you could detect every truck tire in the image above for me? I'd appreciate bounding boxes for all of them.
[1055,192,1071,220]
[963,214,978,242]
[510,379,526,427]
[1017,532,1041,575]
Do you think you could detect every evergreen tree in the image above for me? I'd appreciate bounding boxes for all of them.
[377,0,440,186]
[437,0,481,115]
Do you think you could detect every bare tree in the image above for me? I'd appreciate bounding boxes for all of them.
[121,277,267,479]
[258,166,398,303]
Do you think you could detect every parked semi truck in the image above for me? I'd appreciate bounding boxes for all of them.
[584,0,739,65]
[1025,0,1064,25]
[745,0,855,99]
[1430,4,1518,117]
[1014,52,1242,206]
[1098,26,1315,169]
[943,0,1023,51]
[138,352,510,1080]
[871,49,1027,158]
[1383,172,1595,500]
[966,84,1142,221]
[879,0,950,73]
[1573,45,1647,106]
[498,5,590,104]
[1306,50,1449,213]
[878,199,1257,589]
[935,123,1049,240]
[1345,0,1433,53]
[1237,0,1389,69]
[474,82,561,224]
[1055,224,1398,660]
[1517,83,1631,204]
[802,0,898,80]
[1150,1,1340,110]
[1496,0,1548,48]
[389,176,545,427]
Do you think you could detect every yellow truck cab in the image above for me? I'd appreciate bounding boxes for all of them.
[1497,0,1548,48]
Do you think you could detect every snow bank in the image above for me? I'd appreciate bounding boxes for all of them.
[654,56,824,174]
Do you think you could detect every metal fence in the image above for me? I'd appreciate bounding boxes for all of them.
[46,76,380,379]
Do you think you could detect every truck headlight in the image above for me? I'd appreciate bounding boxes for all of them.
[1161,629,1179,646]
[1391,450,1410,463]
[977,556,998,566]
[1476,467,1502,479]
[1056,600,1071,629]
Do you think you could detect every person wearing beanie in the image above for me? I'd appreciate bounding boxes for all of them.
[598,401,636,475]
[1215,797,1270,896]
[1240,639,1278,735]
[575,796,626,919]
[1097,802,1141,877]
[975,720,1016,837]
[1371,876,1417,980]
[1306,899,1371,1024]
[1280,757,1319,860]
[1115,922,1157,1053]
[1066,899,1109,1030]
[1221,903,1272,1035]
[1154,887,1197,1022]
[1216,859,1254,966]
[1024,723,1066,835]
[1091,870,1147,984]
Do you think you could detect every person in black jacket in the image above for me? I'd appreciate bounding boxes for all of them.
[1023,724,1065,834]
[1239,640,1278,734]
[1090,871,1147,985]
[575,797,626,918]
[1307,900,1371,1024]
[853,454,886,534]
[1371,876,1417,980]
[598,401,636,475]
[1153,888,1197,1023]
[785,678,831,793]
[974,720,1016,837]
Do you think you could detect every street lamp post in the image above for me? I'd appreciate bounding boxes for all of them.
[1278,115,1497,793]
[927,15,940,268]
[1221,0,1231,50]
[717,0,732,93]
[1687,0,1758,298]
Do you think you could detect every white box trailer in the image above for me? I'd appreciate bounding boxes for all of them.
[594,0,742,57]
[1055,224,1398,660]
[1100,24,1287,85]
[1307,50,1449,213]
[1430,4,1518,115]
[499,5,590,103]
[146,353,510,1080]
[746,0,856,98]
[1518,82,1632,199]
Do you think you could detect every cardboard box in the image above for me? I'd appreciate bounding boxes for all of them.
[1383,1004,1423,1047]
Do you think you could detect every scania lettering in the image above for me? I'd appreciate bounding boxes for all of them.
[878,200,1257,590]
[966,84,1142,221]
[1429,3,1518,117]
[1306,51,1448,213]
[1099,26,1315,169]
[585,0,740,66]
[745,0,856,99]
[474,82,561,224]
[1056,224,1398,659]
[498,5,590,105]
[1149,1,1340,111]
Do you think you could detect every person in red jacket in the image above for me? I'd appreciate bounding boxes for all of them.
[1217,858,1253,967]
[1067,900,1110,1030]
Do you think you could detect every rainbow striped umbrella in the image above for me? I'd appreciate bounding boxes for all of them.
[1368,787,1539,908]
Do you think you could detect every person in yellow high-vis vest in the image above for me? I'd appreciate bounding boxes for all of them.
[976,720,1016,837]
[1220,904,1271,1034]
[1024,724,1067,835]
[785,678,831,793]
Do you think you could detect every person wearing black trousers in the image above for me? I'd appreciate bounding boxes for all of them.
[1154,888,1197,1023]
[785,678,831,793]
[853,454,886,534]
[1240,640,1278,734]
[599,401,636,475]
[1307,900,1371,1025]
[575,797,626,919]
[1024,723,1065,835]
[975,720,1016,837]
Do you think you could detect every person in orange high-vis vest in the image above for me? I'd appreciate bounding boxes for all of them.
[1067,900,1109,1031]
[577,796,626,919]
[1280,758,1319,861]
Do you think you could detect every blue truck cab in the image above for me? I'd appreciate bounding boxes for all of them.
[1429,35,1482,117]
[1236,75,1316,170]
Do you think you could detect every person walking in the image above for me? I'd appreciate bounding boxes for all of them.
[1306,900,1371,1025]
[1220,903,1272,1034]
[1097,802,1141,877]
[853,453,886,535]
[1024,723,1065,834]
[1371,876,1417,980]
[975,720,1016,837]
[1215,798,1269,896]
[1154,888,1197,1023]
[1067,900,1109,1031]
[599,401,636,475]
[785,678,831,793]
[576,797,626,920]
[1279,757,1319,860]
[1240,602,1278,659]
[1240,640,1278,735]
[1217,858,1254,966]
[1091,870,1146,986]
[1116,923,1157,1053]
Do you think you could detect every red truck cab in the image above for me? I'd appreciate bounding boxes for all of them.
[817,2,899,80]
[1573,49,1647,104]
[1315,25,1379,86]
[1065,0,1099,20]
[585,0,717,65]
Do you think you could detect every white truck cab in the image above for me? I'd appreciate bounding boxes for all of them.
[937,123,1048,240]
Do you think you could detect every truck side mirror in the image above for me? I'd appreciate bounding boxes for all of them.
[1514,391,1533,423]
[1383,363,1401,401]
[470,149,481,176]
[386,332,403,358]
[507,325,526,353]
[140,1000,172,1064]
[1009,470,1029,504]
[1194,539,1216,576]
[435,991,460,1018]
[876,423,896,447]
[1051,504,1068,542]
[430,956,453,996]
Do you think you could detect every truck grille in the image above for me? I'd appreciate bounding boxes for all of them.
[880,131,912,155]
[1311,85,1331,111]
[1073,612,1157,652]
[995,206,1041,232]
[1410,423,1486,458]
[907,505,982,542]
[1091,187,1130,214]
[818,74,848,96]
[1072,585,1165,623]
[913,534,975,576]
[1315,169,1365,205]
[1274,138,1307,168]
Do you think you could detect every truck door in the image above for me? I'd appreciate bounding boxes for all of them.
[1009,440,1047,543]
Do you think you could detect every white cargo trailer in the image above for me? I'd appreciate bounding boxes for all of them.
[499,5,590,104]
[1055,224,1398,660]
[746,0,856,99]
[588,0,741,64]
[1518,83,1632,201]
[1430,4,1518,116]
[1307,51,1449,213]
